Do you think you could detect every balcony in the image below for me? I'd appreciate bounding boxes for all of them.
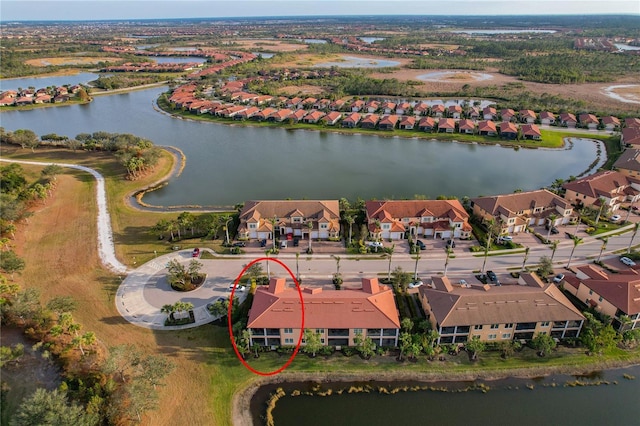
[367,329,382,337]
[328,329,349,337]
[382,329,398,337]
[515,322,536,331]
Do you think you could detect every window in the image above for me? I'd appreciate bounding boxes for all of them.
[320,223,328,229]
[249,223,256,229]
[474,325,482,330]
[292,217,301,223]
[321,338,325,344]
[490,324,499,329]
[316,329,324,334]
[502,333,511,339]
[540,322,550,327]
[382,224,390,230]
[508,218,514,224]
[505,323,513,329]
[285,338,293,344]
[589,290,593,295]
[403,218,410,222]
[488,334,497,340]
[598,296,603,302]
[354,329,363,335]
[284,328,293,334]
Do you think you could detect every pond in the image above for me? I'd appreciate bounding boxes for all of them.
[252,365,640,426]
[1,86,603,209]
[417,71,494,82]
[359,37,385,44]
[0,72,100,91]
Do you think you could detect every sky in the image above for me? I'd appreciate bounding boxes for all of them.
[1,0,639,21]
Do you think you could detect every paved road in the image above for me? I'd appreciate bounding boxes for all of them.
[6,159,639,330]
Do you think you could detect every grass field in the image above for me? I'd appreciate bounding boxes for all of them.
[3,144,640,426]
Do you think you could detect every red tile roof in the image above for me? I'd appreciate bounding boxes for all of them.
[248,278,400,329]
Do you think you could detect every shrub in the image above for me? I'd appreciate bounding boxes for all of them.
[585,227,596,234]
[342,347,357,357]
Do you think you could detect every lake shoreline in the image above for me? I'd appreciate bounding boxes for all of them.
[233,357,640,426]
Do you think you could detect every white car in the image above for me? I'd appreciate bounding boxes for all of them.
[552,274,565,283]
[499,235,513,242]
[620,257,636,266]
[610,215,621,222]
[408,281,424,288]
[366,241,383,248]
[228,284,246,292]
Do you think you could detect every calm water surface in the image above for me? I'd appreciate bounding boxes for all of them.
[255,365,640,426]
[2,84,602,208]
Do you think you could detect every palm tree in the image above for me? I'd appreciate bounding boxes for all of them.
[161,304,175,321]
[628,222,640,254]
[332,255,341,276]
[546,214,557,239]
[550,239,560,263]
[567,235,583,268]
[307,220,314,253]
[574,207,587,234]
[222,216,233,246]
[625,199,636,223]
[595,197,607,225]
[413,253,421,281]
[521,246,530,272]
[270,217,277,251]
[345,214,355,246]
[597,237,608,262]
[444,247,452,276]
[384,244,395,281]
[481,219,500,273]
[295,252,300,282]
[265,250,271,278]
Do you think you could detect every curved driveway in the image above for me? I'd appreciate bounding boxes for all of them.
[4,158,640,330]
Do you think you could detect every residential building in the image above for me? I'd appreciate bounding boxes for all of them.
[519,109,537,123]
[361,114,380,129]
[613,149,640,179]
[302,110,326,124]
[366,200,472,240]
[396,102,411,115]
[419,274,584,344]
[521,124,542,140]
[457,119,475,134]
[471,189,574,234]
[438,118,455,133]
[579,113,599,129]
[478,120,497,136]
[448,105,463,119]
[622,127,640,146]
[399,116,416,130]
[418,116,436,131]
[322,111,342,126]
[248,278,400,347]
[482,106,497,120]
[378,114,399,130]
[341,112,361,128]
[500,108,516,122]
[499,122,518,139]
[559,113,578,128]
[431,104,445,118]
[540,111,556,125]
[601,116,620,131]
[564,265,640,331]
[237,200,340,240]
[562,170,640,212]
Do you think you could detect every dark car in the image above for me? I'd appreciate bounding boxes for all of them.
[232,241,246,247]
[446,239,456,248]
[550,226,559,234]
[293,238,300,247]
[259,239,267,247]
[416,240,426,250]
[487,270,497,282]
[192,248,200,257]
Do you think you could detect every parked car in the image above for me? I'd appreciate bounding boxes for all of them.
[192,248,200,257]
[293,238,300,247]
[366,241,383,248]
[620,256,636,266]
[550,226,559,234]
[280,240,288,249]
[446,239,455,248]
[232,241,246,247]
[459,279,470,288]
[552,274,565,283]
[259,239,267,247]
[416,240,426,250]
[610,215,621,222]
[408,281,424,288]
[498,235,513,243]
[228,284,246,292]
[487,270,498,282]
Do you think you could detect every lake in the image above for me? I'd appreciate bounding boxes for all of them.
[1,80,602,208]
[451,29,557,35]
[315,56,401,68]
[253,365,640,426]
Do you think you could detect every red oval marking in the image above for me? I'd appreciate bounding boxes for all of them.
[228,257,304,376]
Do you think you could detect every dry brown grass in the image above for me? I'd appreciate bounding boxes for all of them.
[229,39,308,52]
[4,147,219,425]
[24,57,116,66]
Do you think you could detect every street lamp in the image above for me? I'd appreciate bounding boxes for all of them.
[224,217,232,246]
